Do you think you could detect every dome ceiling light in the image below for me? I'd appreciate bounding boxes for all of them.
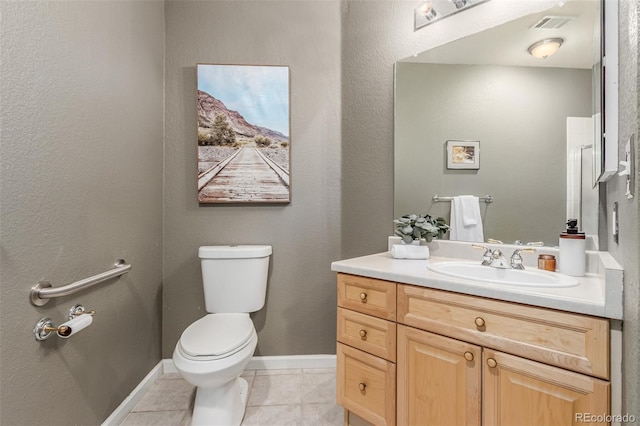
[527,38,564,59]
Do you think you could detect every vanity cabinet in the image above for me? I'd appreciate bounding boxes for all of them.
[336,273,611,426]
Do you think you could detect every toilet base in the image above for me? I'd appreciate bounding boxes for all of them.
[190,377,249,426]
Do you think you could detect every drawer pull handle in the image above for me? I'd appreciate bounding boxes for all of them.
[474,317,486,328]
[487,358,498,368]
[358,382,366,392]
[359,329,367,339]
[359,292,368,303]
[464,351,474,362]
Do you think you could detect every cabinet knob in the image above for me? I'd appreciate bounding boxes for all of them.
[359,329,367,339]
[358,382,366,392]
[464,351,474,362]
[359,292,368,303]
[487,358,498,368]
[474,317,486,328]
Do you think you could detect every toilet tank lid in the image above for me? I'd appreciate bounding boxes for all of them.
[199,245,272,259]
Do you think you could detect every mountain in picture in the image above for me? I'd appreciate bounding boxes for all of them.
[197,90,288,145]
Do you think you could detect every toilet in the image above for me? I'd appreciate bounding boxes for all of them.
[173,245,272,426]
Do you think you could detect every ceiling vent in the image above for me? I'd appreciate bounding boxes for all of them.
[531,16,575,29]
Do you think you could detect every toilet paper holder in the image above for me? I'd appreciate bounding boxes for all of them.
[34,304,95,341]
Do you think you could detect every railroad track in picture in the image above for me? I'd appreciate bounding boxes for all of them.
[197,147,290,203]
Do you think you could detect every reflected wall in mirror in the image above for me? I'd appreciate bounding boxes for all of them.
[394,0,601,248]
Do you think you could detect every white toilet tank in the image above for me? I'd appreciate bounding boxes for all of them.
[199,245,271,313]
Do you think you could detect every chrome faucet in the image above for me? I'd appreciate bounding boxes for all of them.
[489,249,510,269]
[473,244,536,269]
[510,248,537,270]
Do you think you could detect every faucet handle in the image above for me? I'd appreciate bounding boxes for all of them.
[472,244,492,266]
[510,248,536,270]
[513,248,537,254]
[525,241,544,247]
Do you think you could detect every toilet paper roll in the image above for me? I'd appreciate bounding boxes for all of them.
[57,314,93,338]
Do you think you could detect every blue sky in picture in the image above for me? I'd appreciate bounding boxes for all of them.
[198,64,289,136]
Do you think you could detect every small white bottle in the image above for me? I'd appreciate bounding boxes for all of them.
[559,219,586,276]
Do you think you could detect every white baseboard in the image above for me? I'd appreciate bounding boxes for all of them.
[247,354,336,370]
[163,354,336,373]
[101,361,163,426]
[103,355,336,425]
[162,358,179,374]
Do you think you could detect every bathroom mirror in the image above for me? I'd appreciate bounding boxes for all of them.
[394,0,603,248]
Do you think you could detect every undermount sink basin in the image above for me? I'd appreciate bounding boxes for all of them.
[427,261,580,287]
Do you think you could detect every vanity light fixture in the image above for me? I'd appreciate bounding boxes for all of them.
[415,0,489,31]
[527,38,564,59]
[451,0,468,9]
[418,1,437,21]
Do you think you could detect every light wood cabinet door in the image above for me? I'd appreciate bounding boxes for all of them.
[397,325,481,426]
[483,349,610,426]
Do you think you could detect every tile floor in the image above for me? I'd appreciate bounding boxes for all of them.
[120,368,343,426]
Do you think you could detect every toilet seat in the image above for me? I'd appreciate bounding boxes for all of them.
[179,314,254,361]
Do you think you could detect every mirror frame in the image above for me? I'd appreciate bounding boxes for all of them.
[596,0,618,183]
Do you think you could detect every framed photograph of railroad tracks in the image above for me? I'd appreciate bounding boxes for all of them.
[196,63,291,203]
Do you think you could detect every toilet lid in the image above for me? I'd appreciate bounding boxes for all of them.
[179,314,254,357]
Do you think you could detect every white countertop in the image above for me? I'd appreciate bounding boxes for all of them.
[331,240,623,320]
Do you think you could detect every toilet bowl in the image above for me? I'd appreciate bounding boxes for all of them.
[173,314,257,426]
[172,245,271,426]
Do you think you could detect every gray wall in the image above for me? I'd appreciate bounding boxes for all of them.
[343,0,639,419]
[162,1,342,357]
[395,63,591,245]
[0,2,164,425]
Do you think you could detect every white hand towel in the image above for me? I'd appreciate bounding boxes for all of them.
[460,195,479,226]
[391,244,430,259]
[450,196,484,242]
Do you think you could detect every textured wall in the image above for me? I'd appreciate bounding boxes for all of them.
[608,0,640,418]
[395,63,591,246]
[0,2,164,425]
[163,1,342,357]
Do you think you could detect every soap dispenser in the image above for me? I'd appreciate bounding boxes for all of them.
[559,219,586,276]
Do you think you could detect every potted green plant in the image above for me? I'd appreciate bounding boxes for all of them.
[393,214,449,244]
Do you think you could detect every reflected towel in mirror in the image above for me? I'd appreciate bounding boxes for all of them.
[450,195,484,242]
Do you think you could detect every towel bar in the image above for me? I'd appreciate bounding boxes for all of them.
[432,194,493,204]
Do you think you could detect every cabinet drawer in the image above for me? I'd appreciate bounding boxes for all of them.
[337,343,396,426]
[398,284,609,379]
[338,273,396,320]
[337,307,397,362]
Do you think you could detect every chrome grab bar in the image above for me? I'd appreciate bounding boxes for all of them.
[30,259,131,306]
[432,194,493,204]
